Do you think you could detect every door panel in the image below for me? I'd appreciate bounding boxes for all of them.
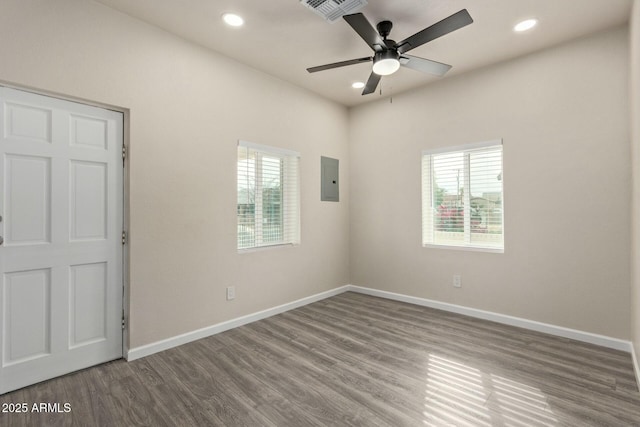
[5,103,52,143]
[4,154,51,245]
[70,115,108,150]
[3,269,51,365]
[69,160,107,241]
[69,262,107,348]
[0,86,123,394]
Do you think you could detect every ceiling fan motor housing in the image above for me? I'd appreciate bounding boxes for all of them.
[376,20,393,39]
[375,50,399,62]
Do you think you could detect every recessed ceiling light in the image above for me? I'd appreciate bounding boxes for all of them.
[352,82,365,89]
[514,18,538,32]
[222,13,244,27]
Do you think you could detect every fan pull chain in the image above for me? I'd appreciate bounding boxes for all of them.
[380,82,392,103]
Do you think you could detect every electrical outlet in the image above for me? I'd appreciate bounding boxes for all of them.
[226,286,236,301]
[453,275,462,288]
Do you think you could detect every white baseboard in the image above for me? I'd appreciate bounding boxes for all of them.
[128,283,633,363]
[632,344,640,389]
[346,285,633,353]
[127,285,350,361]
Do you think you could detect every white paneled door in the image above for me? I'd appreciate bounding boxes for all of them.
[0,87,123,394]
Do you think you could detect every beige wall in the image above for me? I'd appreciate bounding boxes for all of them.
[0,0,350,348]
[0,0,634,350]
[349,27,631,339]
[631,0,640,363]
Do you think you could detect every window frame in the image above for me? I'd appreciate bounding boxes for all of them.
[422,140,504,253]
[237,140,300,251]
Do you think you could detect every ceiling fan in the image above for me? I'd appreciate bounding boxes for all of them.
[307,9,473,95]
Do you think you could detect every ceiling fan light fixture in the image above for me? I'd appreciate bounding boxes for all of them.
[372,50,400,76]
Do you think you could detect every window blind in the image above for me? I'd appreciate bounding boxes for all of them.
[237,141,300,250]
[422,141,503,251]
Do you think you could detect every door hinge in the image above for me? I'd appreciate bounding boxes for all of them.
[122,145,126,163]
[122,230,127,245]
[121,315,126,330]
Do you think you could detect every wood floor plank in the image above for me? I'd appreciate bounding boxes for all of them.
[149,346,271,427]
[1,291,639,426]
[212,340,359,426]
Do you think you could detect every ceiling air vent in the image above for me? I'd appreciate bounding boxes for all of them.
[300,0,368,23]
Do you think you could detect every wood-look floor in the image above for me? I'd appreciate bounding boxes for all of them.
[2,292,640,426]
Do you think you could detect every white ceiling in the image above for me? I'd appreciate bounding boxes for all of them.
[94,0,632,107]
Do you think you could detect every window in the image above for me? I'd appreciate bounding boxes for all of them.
[422,141,503,251]
[237,141,300,250]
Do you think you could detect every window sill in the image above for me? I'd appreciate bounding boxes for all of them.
[423,243,504,254]
[238,243,298,254]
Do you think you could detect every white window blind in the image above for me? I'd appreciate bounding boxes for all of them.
[237,141,300,250]
[422,141,504,251]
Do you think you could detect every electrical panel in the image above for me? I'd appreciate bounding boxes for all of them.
[321,156,339,202]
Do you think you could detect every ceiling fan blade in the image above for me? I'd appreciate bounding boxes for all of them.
[400,55,452,76]
[396,9,473,54]
[362,72,381,95]
[307,57,372,73]
[343,13,386,52]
